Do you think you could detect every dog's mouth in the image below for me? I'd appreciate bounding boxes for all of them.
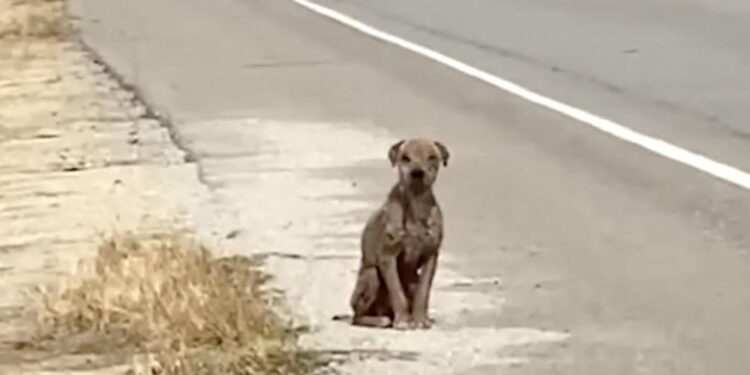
[407,178,430,193]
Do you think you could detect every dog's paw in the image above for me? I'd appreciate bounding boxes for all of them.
[412,315,433,329]
[392,315,412,330]
[372,316,393,328]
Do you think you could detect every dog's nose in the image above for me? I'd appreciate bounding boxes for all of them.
[410,169,425,179]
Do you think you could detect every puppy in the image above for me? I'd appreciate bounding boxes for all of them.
[348,138,449,329]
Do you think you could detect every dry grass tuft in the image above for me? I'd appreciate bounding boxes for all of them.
[34,233,317,375]
[0,0,69,40]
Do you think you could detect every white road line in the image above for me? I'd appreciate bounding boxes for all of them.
[290,0,750,191]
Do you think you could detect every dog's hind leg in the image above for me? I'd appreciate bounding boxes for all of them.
[352,314,391,328]
[350,266,392,328]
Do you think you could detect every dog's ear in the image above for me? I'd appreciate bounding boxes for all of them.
[434,141,450,167]
[388,140,405,167]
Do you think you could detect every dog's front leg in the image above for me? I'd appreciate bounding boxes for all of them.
[379,203,411,329]
[412,207,442,329]
[378,252,411,329]
[411,254,437,329]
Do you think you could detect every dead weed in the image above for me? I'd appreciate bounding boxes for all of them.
[33,233,318,375]
[0,0,69,40]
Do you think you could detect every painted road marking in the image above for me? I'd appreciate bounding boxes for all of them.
[291,0,750,191]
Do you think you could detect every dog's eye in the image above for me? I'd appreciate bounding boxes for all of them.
[428,155,438,162]
[401,155,411,163]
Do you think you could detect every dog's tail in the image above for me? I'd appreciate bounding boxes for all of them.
[331,314,352,322]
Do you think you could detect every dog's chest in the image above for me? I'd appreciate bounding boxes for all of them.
[401,235,424,267]
[401,219,430,266]
[398,193,438,267]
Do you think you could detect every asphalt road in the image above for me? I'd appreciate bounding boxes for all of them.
[69,0,750,373]
[311,0,750,172]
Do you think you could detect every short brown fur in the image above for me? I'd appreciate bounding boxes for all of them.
[348,138,449,329]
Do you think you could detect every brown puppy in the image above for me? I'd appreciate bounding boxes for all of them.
[349,138,449,329]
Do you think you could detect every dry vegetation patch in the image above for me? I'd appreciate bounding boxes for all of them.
[31,234,318,374]
[1,1,321,373]
[0,0,68,40]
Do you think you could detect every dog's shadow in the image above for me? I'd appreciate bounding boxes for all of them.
[303,315,423,365]
[304,348,420,366]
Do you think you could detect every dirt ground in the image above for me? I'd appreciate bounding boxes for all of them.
[0,1,570,373]
[0,2,237,373]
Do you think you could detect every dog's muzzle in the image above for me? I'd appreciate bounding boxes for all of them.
[410,169,425,180]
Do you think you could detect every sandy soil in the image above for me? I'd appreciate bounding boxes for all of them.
[0,33,216,375]
[0,1,570,373]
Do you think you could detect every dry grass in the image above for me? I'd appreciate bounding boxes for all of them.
[33,233,318,375]
[0,0,68,40]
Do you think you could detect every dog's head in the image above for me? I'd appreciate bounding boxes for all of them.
[388,138,449,193]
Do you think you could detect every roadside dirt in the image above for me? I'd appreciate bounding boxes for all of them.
[0,0,572,373]
[0,39,189,374]
[0,2,262,373]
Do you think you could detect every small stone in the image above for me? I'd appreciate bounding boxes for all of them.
[226,229,242,239]
[34,129,60,139]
